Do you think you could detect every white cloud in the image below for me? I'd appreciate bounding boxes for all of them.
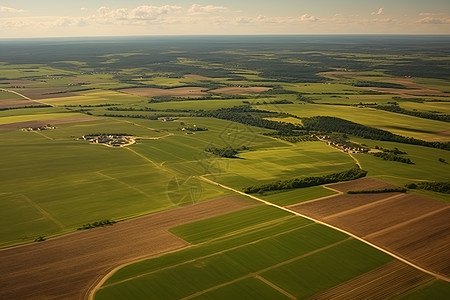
[371,8,384,16]
[188,4,228,15]
[0,6,24,13]
[95,5,182,24]
[418,17,450,24]
[300,14,318,22]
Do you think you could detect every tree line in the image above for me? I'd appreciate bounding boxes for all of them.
[243,167,367,194]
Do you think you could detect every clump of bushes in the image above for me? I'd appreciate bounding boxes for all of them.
[77,219,117,230]
[347,188,407,194]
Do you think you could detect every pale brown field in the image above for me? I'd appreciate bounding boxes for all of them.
[369,207,450,276]
[209,86,271,94]
[120,87,208,97]
[290,193,400,219]
[292,178,450,279]
[17,88,76,100]
[0,196,256,300]
[309,260,433,300]
[0,116,100,131]
[0,80,38,86]
[323,194,446,236]
[327,177,400,193]
[0,98,47,109]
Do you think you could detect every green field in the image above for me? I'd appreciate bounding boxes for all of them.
[95,207,392,300]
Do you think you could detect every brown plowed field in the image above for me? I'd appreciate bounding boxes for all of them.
[17,88,76,100]
[0,117,100,131]
[292,182,450,280]
[120,87,207,98]
[0,196,256,300]
[290,193,400,219]
[309,260,433,300]
[0,80,38,86]
[0,98,47,109]
[323,193,446,236]
[209,86,271,94]
[326,177,400,193]
[370,207,450,276]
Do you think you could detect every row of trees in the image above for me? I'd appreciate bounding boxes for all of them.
[244,167,367,194]
[406,182,450,194]
[376,105,450,122]
[196,106,303,134]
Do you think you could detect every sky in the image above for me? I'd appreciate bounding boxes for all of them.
[0,0,449,38]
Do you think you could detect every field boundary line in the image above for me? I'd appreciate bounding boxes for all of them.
[199,176,450,282]
[321,185,343,194]
[178,214,295,245]
[181,239,350,300]
[255,275,297,299]
[21,194,65,230]
[364,206,449,239]
[33,131,53,140]
[124,147,175,174]
[85,243,192,300]
[115,119,157,132]
[348,153,362,169]
[96,172,154,200]
[97,222,315,290]
[0,88,54,107]
[286,186,342,207]
[322,193,405,220]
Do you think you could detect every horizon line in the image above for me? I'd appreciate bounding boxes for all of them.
[1,33,450,40]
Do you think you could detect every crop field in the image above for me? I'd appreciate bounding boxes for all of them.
[292,179,450,279]
[209,141,356,189]
[38,90,147,106]
[94,207,398,300]
[260,185,337,206]
[0,196,254,300]
[351,139,450,189]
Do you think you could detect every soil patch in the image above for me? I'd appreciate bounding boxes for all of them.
[290,193,399,220]
[0,80,38,86]
[292,180,450,279]
[0,196,256,300]
[0,99,47,109]
[326,177,400,193]
[310,260,432,300]
[369,207,450,276]
[17,88,76,100]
